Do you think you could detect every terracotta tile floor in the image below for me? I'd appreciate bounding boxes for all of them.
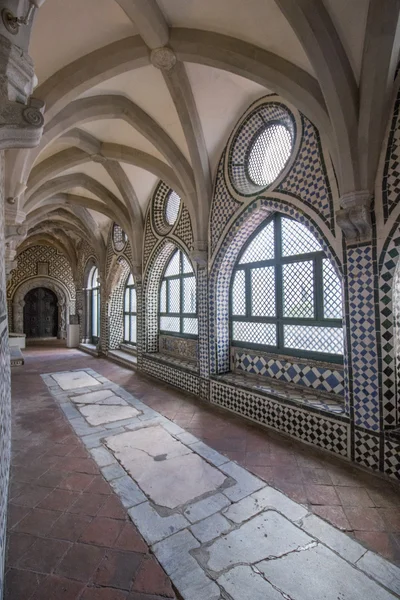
[6,344,400,599]
[6,345,177,600]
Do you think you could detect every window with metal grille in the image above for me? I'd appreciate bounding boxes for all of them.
[123,273,137,345]
[112,223,127,251]
[247,123,292,186]
[159,249,197,337]
[88,266,100,344]
[230,214,344,361]
[165,190,181,225]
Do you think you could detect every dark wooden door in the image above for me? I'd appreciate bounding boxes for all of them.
[23,288,58,338]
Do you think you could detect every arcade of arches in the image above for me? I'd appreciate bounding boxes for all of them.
[1,1,400,599]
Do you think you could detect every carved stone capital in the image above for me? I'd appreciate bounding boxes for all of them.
[131,263,142,283]
[336,190,372,241]
[150,47,177,71]
[190,241,208,268]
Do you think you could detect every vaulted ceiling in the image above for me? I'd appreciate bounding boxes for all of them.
[8,0,399,271]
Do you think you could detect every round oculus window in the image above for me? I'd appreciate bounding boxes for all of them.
[112,223,127,251]
[247,123,292,187]
[165,190,181,226]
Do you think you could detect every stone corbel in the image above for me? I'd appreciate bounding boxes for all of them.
[131,263,142,284]
[336,190,372,241]
[190,241,208,268]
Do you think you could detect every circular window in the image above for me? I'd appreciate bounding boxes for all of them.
[247,123,292,186]
[165,190,181,225]
[112,223,127,251]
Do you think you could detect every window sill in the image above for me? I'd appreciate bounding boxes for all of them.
[143,352,198,374]
[79,343,100,357]
[108,349,137,369]
[120,343,137,356]
[214,372,347,419]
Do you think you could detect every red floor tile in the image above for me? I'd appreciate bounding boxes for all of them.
[56,543,105,582]
[30,575,84,600]
[81,588,128,600]
[17,537,71,573]
[4,568,45,600]
[94,550,144,590]
[344,507,386,532]
[131,556,175,598]
[47,513,93,542]
[13,508,62,536]
[79,517,125,547]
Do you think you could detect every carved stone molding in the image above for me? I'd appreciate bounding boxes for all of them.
[336,190,372,241]
[0,33,44,150]
[11,277,72,339]
[150,47,177,71]
[5,223,27,278]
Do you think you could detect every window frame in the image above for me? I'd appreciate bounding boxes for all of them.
[229,214,343,364]
[88,266,100,344]
[159,249,198,338]
[123,274,137,346]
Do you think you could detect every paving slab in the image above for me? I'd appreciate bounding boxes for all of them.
[206,510,312,572]
[51,371,101,390]
[258,544,396,600]
[218,565,284,600]
[224,485,308,523]
[220,461,264,501]
[78,404,140,426]
[106,427,226,509]
[184,492,231,524]
[70,389,125,405]
[153,530,220,600]
[357,551,400,595]
[190,512,231,543]
[129,502,188,545]
[301,513,366,563]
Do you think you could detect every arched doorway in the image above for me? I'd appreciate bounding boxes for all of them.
[23,288,58,338]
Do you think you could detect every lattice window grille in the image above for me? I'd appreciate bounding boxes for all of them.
[165,190,181,225]
[88,266,100,343]
[123,273,137,345]
[230,214,343,361]
[283,261,314,318]
[159,249,198,337]
[247,123,292,186]
[323,259,342,319]
[113,223,127,251]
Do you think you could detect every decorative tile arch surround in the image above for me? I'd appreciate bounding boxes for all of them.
[11,276,73,339]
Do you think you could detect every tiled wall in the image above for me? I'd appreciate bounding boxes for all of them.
[0,152,11,600]
[232,348,344,396]
[91,93,400,482]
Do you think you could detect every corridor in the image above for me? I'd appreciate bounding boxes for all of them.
[5,345,400,600]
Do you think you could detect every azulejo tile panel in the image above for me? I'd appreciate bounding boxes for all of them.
[382,85,400,222]
[232,349,344,396]
[378,220,400,427]
[142,356,200,396]
[210,380,349,457]
[346,244,380,431]
[384,438,400,480]
[159,334,198,363]
[353,429,380,471]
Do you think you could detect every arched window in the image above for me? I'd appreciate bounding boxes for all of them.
[230,214,343,361]
[88,266,100,344]
[123,274,137,345]
[159,249,197,336]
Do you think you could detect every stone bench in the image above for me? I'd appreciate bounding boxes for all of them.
[217,371,345,417]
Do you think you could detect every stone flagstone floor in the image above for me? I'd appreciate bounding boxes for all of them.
[6,343,400,599]
[36,367,400,600]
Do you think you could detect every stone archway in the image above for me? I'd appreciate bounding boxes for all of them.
[12,277,72,339]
